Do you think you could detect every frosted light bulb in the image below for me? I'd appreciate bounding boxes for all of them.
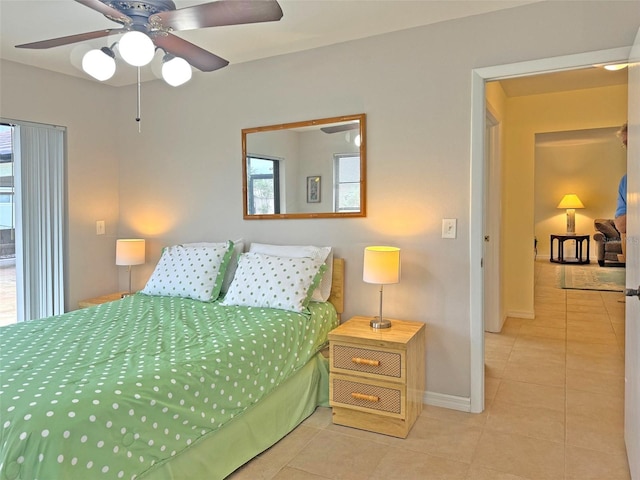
[82,48,116,81]
[119,31,155,67]
[162,57,192,87]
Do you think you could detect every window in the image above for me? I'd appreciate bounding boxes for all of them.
[334,154,360,212]
[247,156,280,215]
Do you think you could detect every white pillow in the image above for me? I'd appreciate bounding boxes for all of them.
[221,252,325,312]
[248,243,332,302]
[180,239,244,294]
[141,242,233,302]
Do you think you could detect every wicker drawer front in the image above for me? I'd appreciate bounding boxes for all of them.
[332,344,402,378]
[332,378,402,415]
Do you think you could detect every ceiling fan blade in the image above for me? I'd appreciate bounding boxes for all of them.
[16,28,126,49]
[321,123,360,134]
[150,0,283,32]
[74,0,132,25]
[153,33,229,72]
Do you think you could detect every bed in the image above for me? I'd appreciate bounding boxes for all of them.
[0,242,344,480]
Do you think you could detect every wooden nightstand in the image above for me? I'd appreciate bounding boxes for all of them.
[78,292,129,308]
[328,316,425,438]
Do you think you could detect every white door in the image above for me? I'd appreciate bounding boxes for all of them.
[484,110,502,333]
[624,26,640,480]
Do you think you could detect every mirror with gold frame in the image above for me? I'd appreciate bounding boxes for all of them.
[242,113,366,219]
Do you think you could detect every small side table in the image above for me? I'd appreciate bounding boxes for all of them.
[78,291,129,308]
[328,316,425,438]
[550,234,590,264]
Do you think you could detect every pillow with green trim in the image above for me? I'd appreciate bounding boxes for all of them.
[248,243,332,302]
[221,252,326,312]
[141,241,233,301]
[179,239,244,294]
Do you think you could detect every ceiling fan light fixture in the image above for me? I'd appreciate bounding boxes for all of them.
[82,47,116,81]
[119,30,155,67]
[162,55,192,87]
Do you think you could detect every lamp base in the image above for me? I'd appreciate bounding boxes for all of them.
[370,317,392,329]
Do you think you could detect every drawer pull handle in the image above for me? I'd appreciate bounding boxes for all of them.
[351,392,380,402]
[351,357,380,367]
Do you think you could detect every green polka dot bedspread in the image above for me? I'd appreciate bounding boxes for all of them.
[0,294,338,480]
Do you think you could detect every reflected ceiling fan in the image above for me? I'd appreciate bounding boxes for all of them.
[320,122,359,134]
[16,0,283,83]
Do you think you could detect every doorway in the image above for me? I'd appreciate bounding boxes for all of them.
[469,47,633,414]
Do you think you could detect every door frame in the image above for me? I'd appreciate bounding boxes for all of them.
[469,46,632,414]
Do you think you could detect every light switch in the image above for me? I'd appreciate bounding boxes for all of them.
[442,218,457,239]
[96,220,105,235]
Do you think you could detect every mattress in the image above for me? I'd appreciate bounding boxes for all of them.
[0,294,338,480]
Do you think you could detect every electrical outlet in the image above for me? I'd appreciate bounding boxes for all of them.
[442,218,457,239]
[96,220,105,235]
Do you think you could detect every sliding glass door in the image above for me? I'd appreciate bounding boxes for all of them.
[0,120,66,323]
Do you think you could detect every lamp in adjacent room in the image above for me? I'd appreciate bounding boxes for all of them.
[116,239,146,295]
[557,194,585,234]
[363,246,401,329]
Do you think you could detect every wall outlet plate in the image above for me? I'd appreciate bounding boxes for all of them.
[442,218,457,239]
[96,220,105,235]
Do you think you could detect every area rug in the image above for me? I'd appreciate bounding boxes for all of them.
[560,265,625,292]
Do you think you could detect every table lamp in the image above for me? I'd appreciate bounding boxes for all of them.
[557,194,584,235]
[116,239,146,295]
[363,246,401,329]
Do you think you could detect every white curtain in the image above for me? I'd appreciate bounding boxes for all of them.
[14,123,65,321]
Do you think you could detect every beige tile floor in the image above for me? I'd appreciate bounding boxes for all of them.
[228,260,630,480]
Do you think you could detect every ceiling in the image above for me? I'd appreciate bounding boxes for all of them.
[0,0,628,93]
[497,66,628,97]
[0,0,542,86]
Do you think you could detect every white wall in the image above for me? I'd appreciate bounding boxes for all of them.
[2,0,639,402]
[0,61,121,309]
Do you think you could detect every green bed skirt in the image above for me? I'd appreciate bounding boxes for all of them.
[142,352,330,480]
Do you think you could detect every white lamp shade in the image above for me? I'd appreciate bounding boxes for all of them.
[119,31,155,67]
[363,246,400,285]
[162,57,192,87]
[82,49,116,81]
[116,239,146,266]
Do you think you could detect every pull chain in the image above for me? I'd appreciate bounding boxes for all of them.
[136,66,141,133]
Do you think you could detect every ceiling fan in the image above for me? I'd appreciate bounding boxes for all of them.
[320,123,359,134]
[16,0,283,77]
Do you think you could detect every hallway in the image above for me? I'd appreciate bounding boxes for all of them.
[483,259,628,478]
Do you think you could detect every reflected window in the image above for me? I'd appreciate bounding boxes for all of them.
[334,154,360,212]
[247,156,280,215]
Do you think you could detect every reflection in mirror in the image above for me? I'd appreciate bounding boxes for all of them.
[242,114,366,219]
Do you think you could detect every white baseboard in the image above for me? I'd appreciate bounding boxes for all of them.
[424,391,471,412]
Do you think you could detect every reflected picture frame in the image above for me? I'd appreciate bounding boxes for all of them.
[307,176,321,203]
